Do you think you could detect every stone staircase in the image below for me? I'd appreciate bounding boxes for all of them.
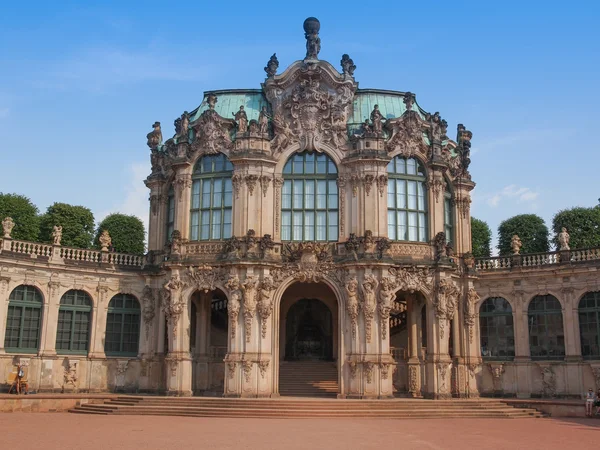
[70,396,546,419]
[279,361,338,398]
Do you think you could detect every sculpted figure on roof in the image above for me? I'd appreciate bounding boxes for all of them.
[258,106,270,135]
[233,105,248,133]
[146,122,162,149]
[340,54,356,76]
[371,104,385,136]
[304,17,321,60]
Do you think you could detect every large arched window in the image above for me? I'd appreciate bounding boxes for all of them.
[190,154,233,241]
[444,181,453,244]
[4,285,43,353]
[528,294,565,360]
[579,291,600,359]
[105,294,140,357]
[387,157,427,242]
[165,186,175,243]
[479,297,515,360]
[56,290,92,354]
[281,152,338,241]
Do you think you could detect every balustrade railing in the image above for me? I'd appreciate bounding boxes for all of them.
[9,240,53,258]
[60,247,101,262]
[475,247,600,271]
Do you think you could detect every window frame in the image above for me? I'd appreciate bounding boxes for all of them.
[443,181,453,244]
[281,151,339,242]
[189,154,233,241]
[479,297,515,362]
[104,294,141,357]
[4,285,43,354]
[165,186,175,244]
[578,291,600,360]
[528,294,565,361]
[387,156,428,243]
[56,290,92,355]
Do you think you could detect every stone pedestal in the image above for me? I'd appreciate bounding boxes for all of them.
[165,354,193,396]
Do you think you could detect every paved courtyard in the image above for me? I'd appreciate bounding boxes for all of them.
[1,414,598,449]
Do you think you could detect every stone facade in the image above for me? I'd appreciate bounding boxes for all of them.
[1,18,598,399]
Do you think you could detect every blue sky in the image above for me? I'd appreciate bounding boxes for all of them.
[1,1,598,251]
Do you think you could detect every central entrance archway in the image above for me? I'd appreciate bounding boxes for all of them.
[278,282,340,397]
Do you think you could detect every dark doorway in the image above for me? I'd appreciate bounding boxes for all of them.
[285,299,333,361]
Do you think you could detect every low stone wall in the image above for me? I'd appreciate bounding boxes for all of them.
[0,394,116,412]
[502,399,587,418]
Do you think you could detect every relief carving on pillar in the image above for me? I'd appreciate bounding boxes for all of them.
[537,364,557,398]
[225,276,242,339]
[257,276,276,338]
[63,359,79,391]
[336,176,347,236]
[488,363,505,392]
[227,361,237,379]
[360,274,379,343]
[464,288,480,343]
[348,361,357,379]
[387,266,433,295]
[345,276,359,339]
[408,365,420,397]
[380,362,390,380]
[378,277,396,340]
[245,174,259,196]
[141,285,157,341]
[241,276,259,343]
[242,360,253,383]
[186,264,224,293]
[365,361,374,384]
[376,174,388,197]
[273,177,285,236]
[258,360,270,379]
[350,174,360,197]
[258,175,271,197]
[591,365,600,390]
[434,278,460,339]
[272,242,338,284]
[161,275,185,336]
[452,195,472,219]
[362,174,374,197]
[231,173,243,199]
[174,174,192,202]
[425,175,444,203]
[437,362,452,395]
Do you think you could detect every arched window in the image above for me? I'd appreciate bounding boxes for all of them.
[579,291,600,359]
[190,154,233,241]
[105,294,140,357]
[4,285,43,353]
[165,186,175,243]
[56,290,92,354]
[281,152,338,241]
[528,295,565,360]
[479,297,515,360]
[387,157,427,242]
[444,181,453,244]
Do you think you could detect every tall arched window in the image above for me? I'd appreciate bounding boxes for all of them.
[165,186,175,243]
[4,285,43,353]
[479,297,515,360]
[56,290,92,354]
[387,157,427,242]
[579,291,600,359]
[281,152,338,241]
[444,181,453,244]
[190,154,233,241]
[528,294,565,360]
[105,294,140,357]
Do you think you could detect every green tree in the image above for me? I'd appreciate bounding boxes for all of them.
[552,206,600,250]
[497,214,549,255]
[94,213,145,254]
[471,217,492,257]
[0,193,40,241]
[39,203,95,248]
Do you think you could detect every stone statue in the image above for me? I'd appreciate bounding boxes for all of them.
[99,230,112,252]
[180,111,190,138]
[264,53,279,78]
[146,122,162,149]
[511,235,522,255]
[248,120,259,135]
[258,106,269,134]
[558,227,570,251]
[427,112,445,143]
[303,17,321,60]
[170,230,182,255]
[233,106,248,133]
[361,119,372,137]
[433,232,447,261]
[345,276,359,336]
[52,225,63,246]
[340,54,356,76]
[361,274,379,313]
[2,217,15,238]
[362,230,376,254]
[370,105,385,135]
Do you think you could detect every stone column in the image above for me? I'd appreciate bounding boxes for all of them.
[407,294,422,397]
[173,170,192,239]
[0,277,11,354]
[145,178,166,252]
[39,282,60,357]
[88,287,107,359]
[513,291,532,398]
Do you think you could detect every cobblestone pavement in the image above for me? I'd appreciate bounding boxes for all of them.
[2,414,598,449]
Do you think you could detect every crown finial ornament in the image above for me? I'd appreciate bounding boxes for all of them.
[303,17,321,60]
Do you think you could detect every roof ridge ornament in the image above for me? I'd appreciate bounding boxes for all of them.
[264,53,279,78]
[303,17,321,61]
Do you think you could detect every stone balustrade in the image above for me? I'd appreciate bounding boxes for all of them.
[475,246,600,271]
[60,246,102,262]
[7,239,53,258]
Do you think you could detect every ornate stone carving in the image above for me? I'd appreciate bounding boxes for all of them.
[380,362,390,380]
[350,174,360,197]
[376,174,388,197]
[378,277,396,340]
[433,232,447,262]
[558,227,570,251]
[336,176,347,236]
[259,234,275,258]
[361,230,376,255]
[345,276,359,338]
[187,264,223,293]
[231,173,243,199]
[452,195,472,219]
[488,363,505,392]
[259,175,271,197]
[426,112,447,145]
[365,361,374,384]
[360,274,379,343]
[245,174,258,196]
[258,106,269,135]
[169,230,182,256]
[191,94,234,155]
[464,288,480,343]
[177,111,190,140]
[51,225,62,246]
[376,237,391,259]
[146,122,162,149]
[434,278,460,339]
[591,366,600,390]
[408,365,420,397]
[387,266,433,294]
[241,275,259,343]
[162,275,185,335]
[340,54,356,76]
[426,176,444,203]
[63,359,78,390]
[370,105,385,136]
[344,233,360,261]
[242,360,252,383]
[273,177,285,236]
[233,105,248,134]
[264,53,279,78]
[362,174,375,196]
[99,230,112,251]
[2,217,15,238]
[225,275,241,339]
[303,17,321,60]
[141,285,156,340]
[538,364,557,397]
[348,360,357,379]
[437,362,451,395]
[227,361,237,379]
[384,100,427,156]
[272,242,337,285]
[258,360,269,379]
[257,276,276,338]
[511,234,522,255]
[174,174,192,203]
